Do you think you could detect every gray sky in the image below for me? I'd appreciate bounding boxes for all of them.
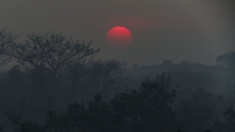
[1,0,235,66]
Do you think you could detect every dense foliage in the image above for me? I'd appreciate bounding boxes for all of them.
[5,80,178,132]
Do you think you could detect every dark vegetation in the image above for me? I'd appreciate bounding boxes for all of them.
[0,29,235,132]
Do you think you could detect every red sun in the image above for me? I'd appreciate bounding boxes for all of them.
[106,26,132,48]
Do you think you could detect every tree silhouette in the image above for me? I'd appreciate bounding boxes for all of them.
[111,80,178,132]
[7,113,43,132]
[11,32,99,78]
[216,52,235,68]
[44,95,115,132]
[224,106,235,128]
[0,29,18,66]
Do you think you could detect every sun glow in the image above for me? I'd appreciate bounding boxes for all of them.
[106,26,132,48]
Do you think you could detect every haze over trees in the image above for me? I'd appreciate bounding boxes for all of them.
[216,52,235,68]
[0,29,235,132]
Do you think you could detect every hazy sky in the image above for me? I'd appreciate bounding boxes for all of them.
[0,0,235,66]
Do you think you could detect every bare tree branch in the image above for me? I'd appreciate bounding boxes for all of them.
[11,32,100,78]
[0,28,18,66]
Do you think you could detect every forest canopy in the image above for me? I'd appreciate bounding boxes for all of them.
[0,30,234,132]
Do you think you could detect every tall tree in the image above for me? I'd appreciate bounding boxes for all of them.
[11,32,100,78]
